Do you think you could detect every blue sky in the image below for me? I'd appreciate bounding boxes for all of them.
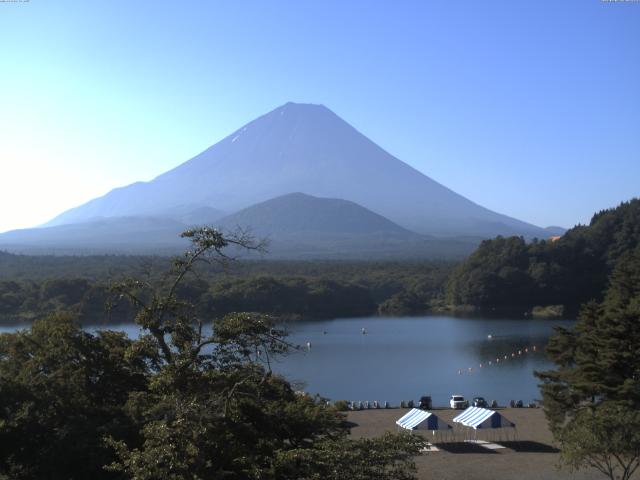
[1,0,638,233]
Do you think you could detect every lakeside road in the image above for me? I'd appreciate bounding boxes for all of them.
[347,408,624,480]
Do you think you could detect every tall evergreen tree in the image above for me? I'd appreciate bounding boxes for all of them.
[537,246,640,480]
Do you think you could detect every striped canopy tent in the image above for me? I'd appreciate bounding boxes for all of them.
[452,406,515,430]
[396,408,452,431]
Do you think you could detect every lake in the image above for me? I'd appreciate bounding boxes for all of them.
[1,315,570,406]
[275,315,568,406]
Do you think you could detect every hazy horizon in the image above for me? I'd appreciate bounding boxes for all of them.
[1,1,638,233]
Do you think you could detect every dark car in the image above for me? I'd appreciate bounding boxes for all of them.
[472,396,488,408]
[419,395,432,410]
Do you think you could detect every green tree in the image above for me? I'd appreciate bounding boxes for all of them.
[274,431,424,480]
[446,199,640,314]
[0,312,148,480]
[105,227,424,479]
[537,246,640,480]
[445,236,534,309]
[557,404,640,480]
[0,227,425,479]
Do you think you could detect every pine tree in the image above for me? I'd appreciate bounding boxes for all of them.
[537,246,640,480]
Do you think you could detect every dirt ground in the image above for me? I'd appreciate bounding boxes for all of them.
[347,408,625,480]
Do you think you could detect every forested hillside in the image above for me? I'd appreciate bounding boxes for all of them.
[445,199,640,314]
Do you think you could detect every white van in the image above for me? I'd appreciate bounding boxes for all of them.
[450,394,469,409]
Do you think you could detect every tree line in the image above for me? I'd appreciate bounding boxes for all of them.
[445,199,640,315]
[0,261,454,326]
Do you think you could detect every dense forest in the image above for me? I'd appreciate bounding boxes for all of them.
[445,199,640,315]
[0,254,454,325]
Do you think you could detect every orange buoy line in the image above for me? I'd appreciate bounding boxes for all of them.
[456,344,539,375]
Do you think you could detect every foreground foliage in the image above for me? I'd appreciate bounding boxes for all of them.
[0,313,145,479]
[537,246,640,480]
[0,227,424,479]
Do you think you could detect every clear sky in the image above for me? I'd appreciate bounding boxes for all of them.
[1,0,638,233]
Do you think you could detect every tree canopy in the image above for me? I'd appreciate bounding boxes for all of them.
[536,245,640,480]
[446,199,640,314]
[0,227,425,480]
[0,255,454,326]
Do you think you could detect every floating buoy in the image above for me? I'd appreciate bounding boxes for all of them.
[454,344,542,377]
[306,342,312,351]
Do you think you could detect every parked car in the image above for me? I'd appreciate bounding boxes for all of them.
[450,394,468,409]
[419,395,432,410]
[473,397,488,408]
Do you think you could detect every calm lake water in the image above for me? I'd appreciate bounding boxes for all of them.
[1,315,570,406]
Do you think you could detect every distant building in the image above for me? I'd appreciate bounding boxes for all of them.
[549,236,561,242]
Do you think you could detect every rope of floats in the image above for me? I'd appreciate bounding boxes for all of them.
[456,344,538,375]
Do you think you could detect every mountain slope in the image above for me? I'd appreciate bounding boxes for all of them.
[217,192,414,236]
[0,217,189,254]
[214,193,477,259]
[0,194,479,258]
[45,102,547,238]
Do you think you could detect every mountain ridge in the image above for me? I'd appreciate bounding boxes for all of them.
[0,193,480,259]
[45,102,550,238]
[216,192,415,236]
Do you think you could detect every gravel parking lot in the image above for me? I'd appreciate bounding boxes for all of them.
[347,408,619,480]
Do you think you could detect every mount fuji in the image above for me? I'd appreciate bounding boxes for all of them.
[1,102,555,257]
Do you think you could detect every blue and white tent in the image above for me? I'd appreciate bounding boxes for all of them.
[452,406,515,430]
[396,409,452,431]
